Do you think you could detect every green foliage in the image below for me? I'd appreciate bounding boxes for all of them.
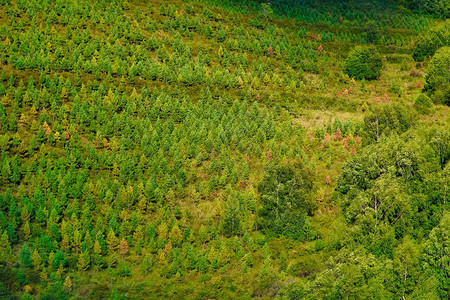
[423,212,450,298]
[414,93,433,114]
[413,21,450,61]
[0,0,447,298]
[259,3,274,20]
[344,46,383,80]
[413,34,445,62]
[363,20,383,44]
[19,244,32,269]
[363,103,416,143]
[337,128,447,251]
[425,46,450,105]
[405,0,450,18]
[393,237,422,297]
[257,162,315,240]
[41,282,69,300]
[221,193,242,237]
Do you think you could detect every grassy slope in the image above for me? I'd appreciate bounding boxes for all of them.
[0,0,449,298]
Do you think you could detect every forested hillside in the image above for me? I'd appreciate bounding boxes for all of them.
[0,0,448,299]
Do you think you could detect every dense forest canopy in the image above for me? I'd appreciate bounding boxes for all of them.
[0,0,448,299]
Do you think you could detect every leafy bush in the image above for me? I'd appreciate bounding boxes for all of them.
[425,46,450,105]
[413,21,450,61]
[413,34,443,62]
[414,93,433,114]
[344,46,383,80]
[363,103,416,143]
[338,134,430,243]
[257,162,315,240]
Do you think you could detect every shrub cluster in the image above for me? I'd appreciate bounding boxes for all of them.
[344,46,383,80]
[413,21,450,61]
[425,46,450,105]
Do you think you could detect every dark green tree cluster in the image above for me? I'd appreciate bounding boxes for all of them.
[277,124,450,299]
[413,20,450,61]
[424,46,450,105]
[344,46,383,80]
[257,162,315,240]
[362,102,417,143]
